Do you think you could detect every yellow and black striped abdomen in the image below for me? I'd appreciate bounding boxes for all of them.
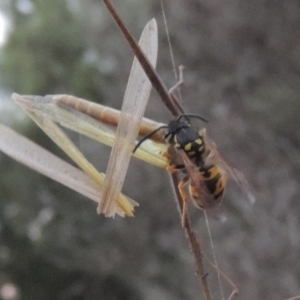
[199,165,226,201]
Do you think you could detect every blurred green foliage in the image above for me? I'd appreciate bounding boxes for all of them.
[0,0,100,99]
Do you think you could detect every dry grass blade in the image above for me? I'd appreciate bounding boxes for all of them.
[0,123,129,216]
[12,94,168,169]
[12,95,138,216]
[99,19,158,217]
[54,94,166,143]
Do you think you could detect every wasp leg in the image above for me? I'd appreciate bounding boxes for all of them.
[166,164,177,173]
[166,163,185,173]
[178,176,189,227]
[162,150,172,159]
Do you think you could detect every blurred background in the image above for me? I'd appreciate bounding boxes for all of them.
[0,0,300,299]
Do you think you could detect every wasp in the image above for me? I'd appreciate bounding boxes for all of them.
[132,109,234,218]
[129,65,247,217]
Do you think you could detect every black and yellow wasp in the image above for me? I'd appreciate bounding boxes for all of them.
[130,84,247,218]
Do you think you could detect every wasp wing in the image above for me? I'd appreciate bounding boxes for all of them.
[99,19,158,217]
[205,140,256,204]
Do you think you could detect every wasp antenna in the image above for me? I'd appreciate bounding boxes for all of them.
[133,125,167,153]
